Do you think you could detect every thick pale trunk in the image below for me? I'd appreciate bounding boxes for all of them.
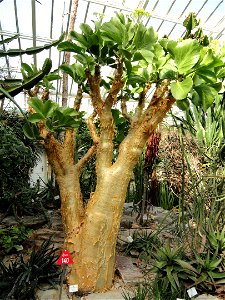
[61,167,132,293]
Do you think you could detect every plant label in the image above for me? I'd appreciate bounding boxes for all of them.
[127,236,133,243]
[56,249,74,265]
[69,285,78,293]
[187,287,198,298]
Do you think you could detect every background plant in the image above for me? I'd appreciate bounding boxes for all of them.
[0,225,32,254]
[0,238,61,300]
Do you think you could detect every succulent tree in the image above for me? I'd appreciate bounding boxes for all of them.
[12,12,225,293]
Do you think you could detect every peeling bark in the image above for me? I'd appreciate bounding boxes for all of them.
[33,63,176,293]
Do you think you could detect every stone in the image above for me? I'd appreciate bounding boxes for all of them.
[116,255,144,285]
[35,284,70,300]
[82,289,124,299]
[195,295,221,300]
[2,215,47,228]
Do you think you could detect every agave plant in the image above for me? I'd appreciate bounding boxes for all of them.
[192,249,225,293]
[151,244,198,294]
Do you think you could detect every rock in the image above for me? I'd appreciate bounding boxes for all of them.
[82,289,124,299]
[35,284,70,300]
[116,255,144,285]
[130,250,140,258]
[2,215,47,228]
[123,203,134,215]
[195,295,221,300]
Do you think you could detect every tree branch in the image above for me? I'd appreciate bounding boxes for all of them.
[133,82,151,124]
[64,129,76,164]
[86,65,103,115]
[76,145,97,172]
[87,111,100,144]
[105,58,124,109]
[142,81,175,132]
[121,96,132,123]
[62,0,79,106]
[74,84,83,111]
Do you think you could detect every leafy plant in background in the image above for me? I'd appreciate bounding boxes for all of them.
[192,249,225,293]
[0,238,61,300]
[0,122,37,214]
[76,118,97,202]
[0,226,32,254]
[123,283,150,300]
[155,181,178,210]
[123,230,159,259]
[151,244,197,297]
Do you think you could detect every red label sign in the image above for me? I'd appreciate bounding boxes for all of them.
[56,249,74,265]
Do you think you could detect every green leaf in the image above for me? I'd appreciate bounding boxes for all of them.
[173,39,201,74]
[22,123,39,139]
[70,31,89,48]
[194,84,217,111]
[176,99,190,111]
[138,49,154,63]
[43,100,57,117]
[171,77,193,100]
[28,97,44,116]
[196,68,217,83]
[58,107,78,117]
[57,41,83,53]
[80,23,93,36]
[217,67,225,79]
[28,113,45,123]
[44,74,61,81]
[132,24,157,50]
[166,266,177,290]
[0,34,19,45]
[101,17,125,44]
[174,259,198,273]
[183,13,198,32]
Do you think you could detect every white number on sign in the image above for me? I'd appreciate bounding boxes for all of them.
[62,257,69,263]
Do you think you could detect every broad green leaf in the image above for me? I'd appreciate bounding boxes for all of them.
[199,49,214,67]
[196,68,217,83]
[80,23,93,36]
[176,99,189,111]
[58,107,79,117]
[191,90,201,106]
[101,17,125,44]
[28,113,45,123]
[173,39,201,74]
[43,100,57,117]
[171,77,193,100]
[139,49,154,63]
[28,97,44,116]
[70,31,89,48]
[217,67,225,79]
[57,41,83,53]
[194,84,218,111]
[183,13,198,32]
[23,123,39,139]
[132,24,157,50]
[44,74,61,81]
[60,64,74,78]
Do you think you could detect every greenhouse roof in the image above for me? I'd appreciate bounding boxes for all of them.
[0,0,225,98]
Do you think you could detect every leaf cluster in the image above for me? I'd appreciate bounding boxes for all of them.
[0,238,61,300]
[0,226,32,254]
[57,12,225,113]
[23,97,83,139]
[151,245,197,294]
